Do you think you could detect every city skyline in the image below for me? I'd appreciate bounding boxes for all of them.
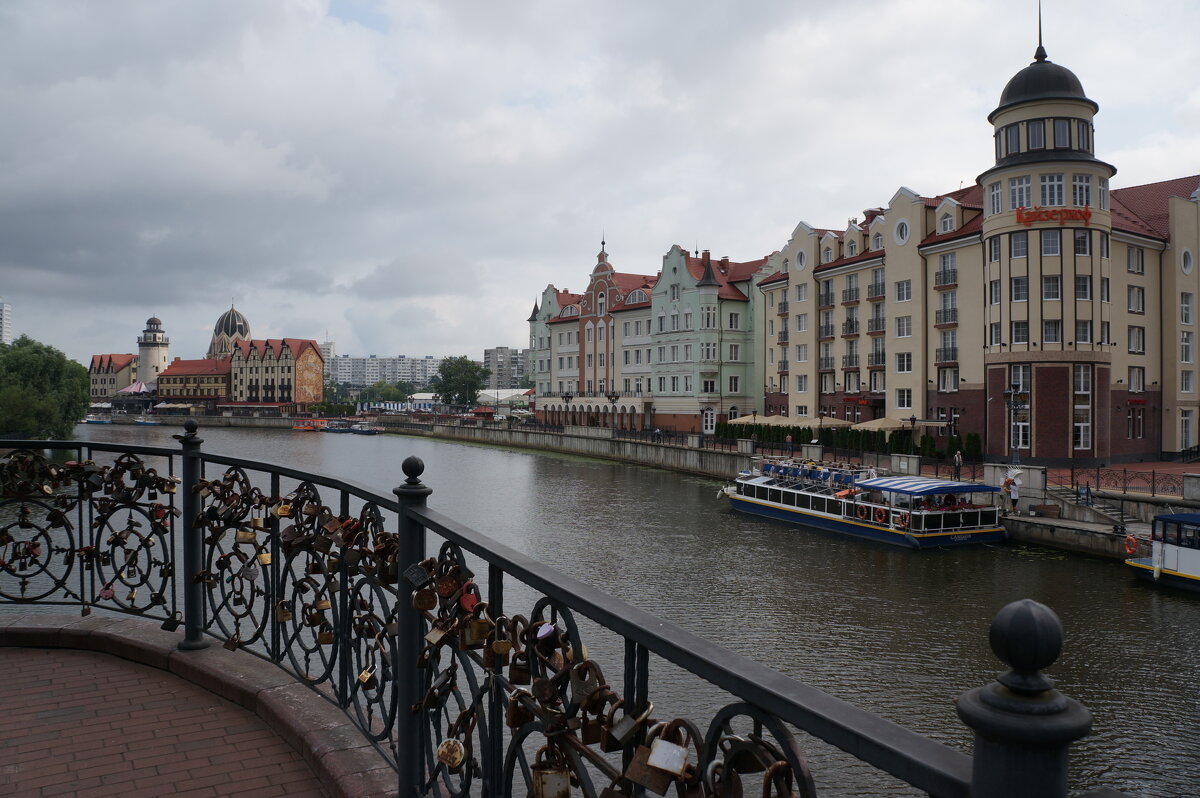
[2,1,1198,365]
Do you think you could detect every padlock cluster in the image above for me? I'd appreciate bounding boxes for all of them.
[404,547,812,798]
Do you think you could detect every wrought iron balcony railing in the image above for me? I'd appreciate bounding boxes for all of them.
[818,325,835,339]
[867,317,887,333]
[818,292,835,308]
[842,354,860,368]
[936,308,958,325]
[0,427,1122,798]
[867,282,886,300]
[868,351,887,367]
[777,301,789,316]
[841,320,860,336]
[934,269,958,288]
[818,356,836,370]
[936,347,959,363]
[841,288,860,303]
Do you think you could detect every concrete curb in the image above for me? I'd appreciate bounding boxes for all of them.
[0,612,397,798]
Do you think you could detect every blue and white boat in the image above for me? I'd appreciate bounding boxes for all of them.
[83,414,112,424]
[721,458,1005,549]
[1126,513,1200,594]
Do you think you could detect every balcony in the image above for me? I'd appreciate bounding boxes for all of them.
[934,269,958,288]
[868,351,887,367]
[842,354,860,368]
[841,320,860,336]
[777,359,790,373]
[867,282,886,300]
[841,287,860,304]
[777,300,790,316]
[867,317,887,334]
[819,324,835,339]
[818,356,836,370]
[936,308,959,326]
[818,292,835,308]
[936,346,959,363]
[777,330,789,344]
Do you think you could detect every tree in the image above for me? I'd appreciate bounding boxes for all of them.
[0,336,89,439]
[427,356,490,409]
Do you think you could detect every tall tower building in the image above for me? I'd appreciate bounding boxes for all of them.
[0,296,12,344]
[137,316,171,386]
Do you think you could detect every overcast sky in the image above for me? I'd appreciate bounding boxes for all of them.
[2,0,1198,367]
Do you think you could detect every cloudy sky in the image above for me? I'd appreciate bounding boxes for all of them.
[2,0,1198,367]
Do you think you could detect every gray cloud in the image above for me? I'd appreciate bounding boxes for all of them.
[1,0,1198,364]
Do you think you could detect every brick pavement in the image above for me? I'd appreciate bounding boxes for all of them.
[0,647,328,798]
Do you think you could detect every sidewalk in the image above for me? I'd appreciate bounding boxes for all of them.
[0,613,396,798]
[0,647,327,798]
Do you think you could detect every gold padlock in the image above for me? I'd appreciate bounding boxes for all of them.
[357,664,378,689]
[317,624,335,645]
[275,602,293,623]
[235,529,258,545]
[257,551,272,566]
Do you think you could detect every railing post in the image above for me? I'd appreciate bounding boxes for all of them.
[394,456,432,798]
[175,419,208,651]
[956,599,1092,798]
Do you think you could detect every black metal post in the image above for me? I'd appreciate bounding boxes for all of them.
[957,599,1092,798]
[394,456,432,798]
[175,419,208,651]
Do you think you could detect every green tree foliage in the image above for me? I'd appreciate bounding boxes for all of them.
[0,336,89,439]
[357,380,415,404]
[427,357,490,408]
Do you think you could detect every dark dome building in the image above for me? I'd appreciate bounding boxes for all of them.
[207,304,251,359]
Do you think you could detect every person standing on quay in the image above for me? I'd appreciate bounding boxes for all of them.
[785,434,793,455]
[953,450,963,481]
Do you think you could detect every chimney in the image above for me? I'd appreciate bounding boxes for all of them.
[720,256,730,273]
[702,250,710,266]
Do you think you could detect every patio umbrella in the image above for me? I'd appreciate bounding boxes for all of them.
[851,417,909,431]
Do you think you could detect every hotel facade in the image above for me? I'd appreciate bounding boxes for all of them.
[530,44,1200,464]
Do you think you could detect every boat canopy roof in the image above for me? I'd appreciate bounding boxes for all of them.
[1154,513,1200,525]
[853,476,1000,496]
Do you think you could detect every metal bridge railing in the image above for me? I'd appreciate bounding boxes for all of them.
[0,422,1125,798]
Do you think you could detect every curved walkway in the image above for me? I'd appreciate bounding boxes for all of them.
[0,613,395,798]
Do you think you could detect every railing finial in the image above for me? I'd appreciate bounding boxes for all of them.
[957,599,1092,798]
[401,455,425,485]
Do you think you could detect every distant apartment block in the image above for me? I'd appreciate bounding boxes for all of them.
[0,297,12,344]
[483,347,530,389]
[327,354,446,386]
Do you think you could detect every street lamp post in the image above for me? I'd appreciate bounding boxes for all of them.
[560,391,573,426]
[908,415,918,456]
[605,390,620,430]
[1005,383,1029,466]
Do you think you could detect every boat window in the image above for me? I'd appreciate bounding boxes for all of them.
[1182,524,1200,549]
[783,491,796,507]
[1164,523,1180,545]
[768,489,782,504]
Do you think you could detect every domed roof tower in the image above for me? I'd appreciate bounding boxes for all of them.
[207,304,251,359]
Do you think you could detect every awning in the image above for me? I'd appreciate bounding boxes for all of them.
[852,417,909,431]
[854,476,999,496]
[814,416,854,428]
[89,402,112,409]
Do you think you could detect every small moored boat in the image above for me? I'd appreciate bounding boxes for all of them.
[350,423,382,435]
[721,458,1005,549]
[323,420,352,433]
[134,415,163,425]
[83,414,112,424]
[1125,513,1200,593]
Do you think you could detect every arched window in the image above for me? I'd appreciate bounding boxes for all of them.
[597,291,606,316]
[940,213,954,233]
[627,289,647,304]
[847,241,857,257]
[823,247,833,263]
[872,233,883,250]
[782,258,789,273]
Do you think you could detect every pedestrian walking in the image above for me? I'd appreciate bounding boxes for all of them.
[785,434,793,455]
[953,450,963,481]
[1001,468,1022,515]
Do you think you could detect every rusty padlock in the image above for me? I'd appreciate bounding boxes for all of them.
[506,688,535,728]
[458,603,494,650]
[530,745,572,798]
[601,700,654,753]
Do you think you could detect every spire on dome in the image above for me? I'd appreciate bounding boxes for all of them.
[1034,0,1046,62]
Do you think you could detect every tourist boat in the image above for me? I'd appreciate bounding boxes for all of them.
[350,423,382,435]
[83,414,112,424]
[322,420,352,433]
[134,415,163,425]
[1125,513,1200,593]
[720,458,1005,549]
[292,419,328,431]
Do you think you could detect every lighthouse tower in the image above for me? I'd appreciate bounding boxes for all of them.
[137,316,171,387]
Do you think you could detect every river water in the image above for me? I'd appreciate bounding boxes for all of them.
[73,424,1198,796]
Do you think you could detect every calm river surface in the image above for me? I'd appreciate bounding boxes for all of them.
[75,424,1198,796]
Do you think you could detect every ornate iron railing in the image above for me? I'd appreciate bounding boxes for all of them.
[0,424,1125,798]
[1053,466,1185,497]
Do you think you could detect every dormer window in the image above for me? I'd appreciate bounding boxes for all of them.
[782,258,789,273]
[940,213,954,233]
[627,289,647,304]
[822,247,833,263]
[847,241,857,257]
[872,233,883,250]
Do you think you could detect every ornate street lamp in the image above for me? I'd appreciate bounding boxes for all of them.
[605,389,620,430]
[1005,383,1029,466]
[561,391,573,426]
[908,415,918,455]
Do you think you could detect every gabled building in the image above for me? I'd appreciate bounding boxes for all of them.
[227,338,324,409]
[88,354,137,401]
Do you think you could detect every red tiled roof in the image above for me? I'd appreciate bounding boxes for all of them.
[231,338,322,360]
[923,185,983,209]
[161,358,230,377]
[1111,175,1200,240]
[89,354,136,373]
[758,270,788,287]
[681,252,767,301]
[813,248,886,274]
[918,211,985,248]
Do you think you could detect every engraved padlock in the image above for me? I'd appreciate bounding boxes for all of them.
[530,745,572,798]
[357,663,378,690]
